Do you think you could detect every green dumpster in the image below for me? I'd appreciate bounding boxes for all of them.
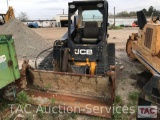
[0,35,20,89]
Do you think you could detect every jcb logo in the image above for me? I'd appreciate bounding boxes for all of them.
[74,49,93,55]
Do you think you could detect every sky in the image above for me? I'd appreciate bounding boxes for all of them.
[0,0,159,20]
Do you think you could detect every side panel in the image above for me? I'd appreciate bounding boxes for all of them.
[132,42,159,75]
[0,35,20,89]
[141,24,156,54]
[155,26,160,73]
[132,25,160,75]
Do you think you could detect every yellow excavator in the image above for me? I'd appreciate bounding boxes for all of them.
[0,6,15,25]
[126,11,160,119]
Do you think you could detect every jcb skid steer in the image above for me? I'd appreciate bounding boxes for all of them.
[126,11,160,119]
[1,0,115,118]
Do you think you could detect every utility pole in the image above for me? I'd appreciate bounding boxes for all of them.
[7,0,9,8]
[114,7,116,27]
[63,9,64,14]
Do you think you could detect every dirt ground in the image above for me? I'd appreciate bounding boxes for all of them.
[0,27,152,120]
[32,28,68,43]
[30,27,150,120]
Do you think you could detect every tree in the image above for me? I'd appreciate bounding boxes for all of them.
[116,11,130,17]
[116,6,160,17]
[18,12,29,22]
[148,6,154,16]
[143,8,148,16]
[129,11,136,16]
[155,10,160,16]
[143,6,160,16]
[108,13,114,17]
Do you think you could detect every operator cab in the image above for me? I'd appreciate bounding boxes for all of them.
[74,9,103,44]
[68,1,107,45]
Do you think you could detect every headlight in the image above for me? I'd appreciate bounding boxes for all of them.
[97,3,103,8]
[70,4,75,9]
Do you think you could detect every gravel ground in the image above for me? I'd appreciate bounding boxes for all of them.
[0,19,50,60]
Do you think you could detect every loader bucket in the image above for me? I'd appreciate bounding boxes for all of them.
[137,75,160,119]
[24,66,115,118]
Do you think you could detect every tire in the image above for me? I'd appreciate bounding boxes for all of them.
[126,38,136,60]
[62,48,69,72]
[108,43,115,66]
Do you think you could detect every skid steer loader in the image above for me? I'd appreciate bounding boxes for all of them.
[0,0,116,118]
[126,11,160,119]
[25,0,116,118]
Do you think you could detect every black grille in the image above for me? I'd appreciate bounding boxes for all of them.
[144,28,153,49]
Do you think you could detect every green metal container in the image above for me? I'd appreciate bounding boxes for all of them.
[0,35,20,89]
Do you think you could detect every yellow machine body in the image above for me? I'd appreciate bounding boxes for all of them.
[127,23,160,75]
